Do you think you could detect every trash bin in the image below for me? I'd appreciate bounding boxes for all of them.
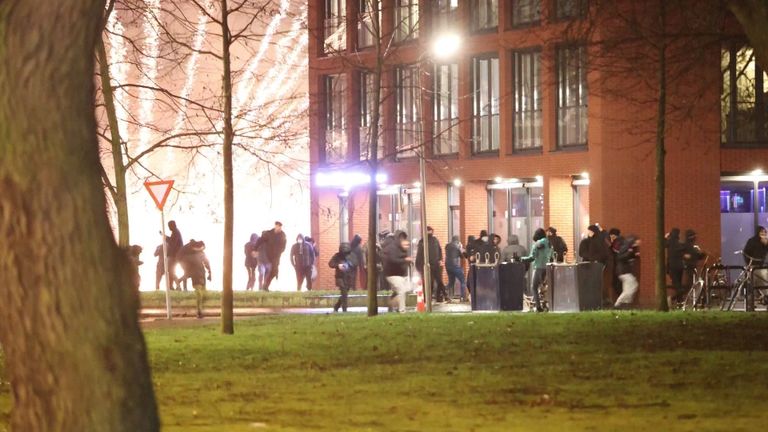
[499,262,526,311]
[547,262,605,312]
[471,264,500,311]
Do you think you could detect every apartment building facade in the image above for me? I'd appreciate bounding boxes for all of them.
[307,0,768,305]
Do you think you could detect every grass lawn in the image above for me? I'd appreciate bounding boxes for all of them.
[139,290,397,309]
[2,312,768,431]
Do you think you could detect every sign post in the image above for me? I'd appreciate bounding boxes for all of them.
[144,180,175,320]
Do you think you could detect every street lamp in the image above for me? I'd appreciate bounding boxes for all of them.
[419,32,461,312]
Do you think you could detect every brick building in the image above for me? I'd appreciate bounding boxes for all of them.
[307,0,768,306]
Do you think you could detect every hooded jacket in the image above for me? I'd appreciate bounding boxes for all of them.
[524,229,553,269]
[416,233,443,269]
[665,228,684,270]
[743,227,768,265]
[383,231,409,277]
[616,236,640,275]
[244,233,260,267]
[290,235,315,268]
[445,236,464,268]
[328,242,356,285]
[501,235,527,262]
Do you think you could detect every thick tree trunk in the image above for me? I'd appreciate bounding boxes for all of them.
[655,1,670,311]
[0,0,160,430]
[97,36,131,248]
[220,0,235,334]
[727,0,768,68]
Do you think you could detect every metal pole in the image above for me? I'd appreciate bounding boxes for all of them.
[161,209,172,319]
[419,150,432,312]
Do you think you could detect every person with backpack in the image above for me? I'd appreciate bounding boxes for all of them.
[329,242,357,312]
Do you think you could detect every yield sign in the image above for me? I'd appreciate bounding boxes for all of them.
[144,180,175,210]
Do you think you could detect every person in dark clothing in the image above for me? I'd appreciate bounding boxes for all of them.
[614,235,640,308]
[416,226,448,303]
[256,230,270,290]
[445,236,466,301]
[465,235,478,264]
[177,240,212,318]
[383,231,411,312]
[258,221,287,291]
[128,245,143,292]
[547,227,568,263]
[491,234,503,260]
[608,228,624,297]
[501,234,527,263]
[665,228,685,301]
[154,240,166,291]
[329,242,357,312]
[682,229,706,293]
[742,226,768,265]
[165,220,184,290]
[350,234,365,290]
[290,233,315,291]
[579,225,608,263]
[244,233,260,291]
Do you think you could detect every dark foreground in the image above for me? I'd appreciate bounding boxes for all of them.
[2,312,768,431]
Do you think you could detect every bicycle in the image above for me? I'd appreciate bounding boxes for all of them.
[682,257,709,311]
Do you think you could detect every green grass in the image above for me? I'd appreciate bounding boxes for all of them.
[139,290,393,309]
[2,312,768,431]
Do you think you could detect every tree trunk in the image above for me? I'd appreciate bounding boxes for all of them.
[655,0,670,311]
[727,0,768,68]
[220,0,235,334]
[96,36,131,248]
[0,0,160,430]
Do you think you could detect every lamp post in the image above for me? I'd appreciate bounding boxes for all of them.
[418,33,461,312]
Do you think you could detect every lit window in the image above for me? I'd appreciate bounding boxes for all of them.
[360,71,384,160]
[512,0,540,26]
[325,74,347,163]
[324,0,346,54]
[471,0,498,32]
[556,0,586,20]
[358,0,380,49]
[556,46,588,148]
[396,66,421,158]
[513,50,542,151]
[722,45,768,146]
[472,55,500,153]
[395,0,419,43]
[434,0,458,34]
[433,63,459,155]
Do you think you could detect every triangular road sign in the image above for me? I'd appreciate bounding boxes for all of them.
[144,180,175,210]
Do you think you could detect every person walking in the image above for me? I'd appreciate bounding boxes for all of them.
[259,221,287,291]
[153,239,166,291]
[165,220,183,290]
[665,228,685,303]
[614,236,641,309]
[244,233,260,291]
[445,236,467,301]
[350,234,365,290]
[416,226,448,303]
[501,234,527,263]
[523,228,552,312]
[177,240,212,318]
[328,242,356,312]
[290,234,315,291]
[383,231,411,313]
[547,227,568,263]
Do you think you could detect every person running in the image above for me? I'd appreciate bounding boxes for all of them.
[328,242,356,312]
[258,221,287,291]
[383,231,411,313]
[523,228,553,312]
[290,233,315,291]
[177,240,212,318]
[615,235,641,309]
[244,233,260,291]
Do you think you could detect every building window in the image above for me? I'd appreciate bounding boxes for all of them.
[448,185,461,242]
[557,46,588,148]
[395,0,419,43]
[472,55,500,154]
[324,0,346,53]
[471,0,498,32]
[512,0,540,26]
[722,45,768,147]
[358,0,380,49]
[339,195,349,243]
[396,66,421,158]
[434,0,458,34]
[325,74,347,163]
[434,63,459,155]
[360,71,383,160]
[556,0,586,20]
[513,50,542,151]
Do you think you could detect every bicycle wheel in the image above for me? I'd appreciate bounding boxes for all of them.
[682,286,696,311]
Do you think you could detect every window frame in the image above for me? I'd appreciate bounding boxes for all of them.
[358,0,380,50]
[471,0,499,33]
[394,0,419,44]
[323,0,347,54]
[721,43,768,148]
[510,0,541,28]
[395,65,422,159]
[472,54,501,155]
[554,0,587,21]
[512,48,543,152]
[556,44,588,149]
[324,73,347,164]
[433,62,460,156]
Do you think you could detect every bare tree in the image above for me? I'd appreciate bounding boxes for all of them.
[0,0,159,429]
[727,0,768,66]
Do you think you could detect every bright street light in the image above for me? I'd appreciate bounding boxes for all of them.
[432,33,462,61]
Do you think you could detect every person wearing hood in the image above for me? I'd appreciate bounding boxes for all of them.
[350,234,365,290]
[257,221,287,291]
[665,228,685,302]
[743,226,768,265]
[445,235,466,301]
[328,242,357,312]
[681,229,706,299]
[501,235,527,263]
[491,234,503,259]
[522,228,552,312]
[416,226,447,302]
[177,240,212,318]
[614,235,640,309]
[547,227,568,263]
[291,233,315,291]
[579,225,608,263]
[383,231,412,312]
[244,233,260,291]
[165,220,184,290]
